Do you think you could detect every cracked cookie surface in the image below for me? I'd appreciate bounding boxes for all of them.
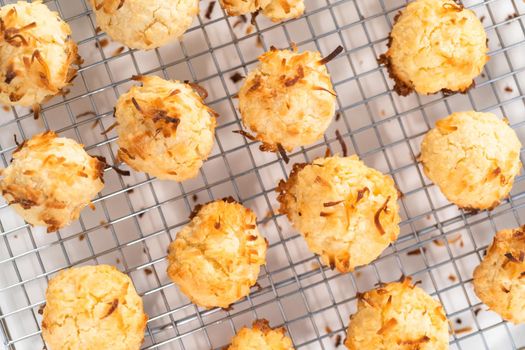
[381,0,488,95]
[0,132,104,232]
[228,319,294,349]
[167,199,267,309]
[238,48,336,152]
[276,156,400,272]
[473,226,525,324]
[90,0,198,50]
[115,75,216,181]
[345,278,449,350]
[420,111,522,211]
[0,0,79,106]
[42,265,147,350]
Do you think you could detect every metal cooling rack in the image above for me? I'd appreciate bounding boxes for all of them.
[0,0,524,349]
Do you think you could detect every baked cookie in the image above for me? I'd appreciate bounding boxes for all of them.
[220,0,304,22]
[228,319,294,350]
[0,132,105,232]
[0,1,80,107]
[420,111,522,211]
[345,278,449,350]
[473,226,525,323]
[238,47,337,152]
[89,0,198,50]
[115,75,216,181]
[42,265,148,350]
[379,0,488,95]
[276,156,400,272]
[167,198,267,309]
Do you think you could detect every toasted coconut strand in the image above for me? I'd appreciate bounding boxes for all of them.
[110,164,130,176]
[377,318,397,335]
[356,187,370,203]
[312,86,337,96]
[374,196,391,235]
[100,121,119,135]
[276,143,290,163]
[233,129,258,142]
[77,111,97,118]
[335,130,347,156]
[188,82,208,99]
[250,10,260,25]
[442,2,463,11]
[32,104,41,120]
[318,45,344,65]
[31,50,52,88]
[131,97,143,112]
[101,299,119,319]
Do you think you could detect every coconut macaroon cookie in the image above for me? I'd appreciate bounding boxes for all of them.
[220,0,304,22]
[276,156,400,272]
[420,111,522,211]
[167,198,267,309]
[228,319,294,350]
[0,1,80,107]
[42,265,148,350]
[238,47,337,152]
[89,0,198,50]
[380,0,488,95]
[473,226,525,323]
[115,75,216,182]
[0,132,105,232]
[345,278,449,350]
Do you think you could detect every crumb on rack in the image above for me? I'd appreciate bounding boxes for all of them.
[230,72,244,83]
[112,46,125,57]
[95,38,109,48]
[454,326,473,334]
[233,14,247,28]
[205,1,216,19]
[407,247,426,256]
[506,13,518,22]
[334,334,342,347]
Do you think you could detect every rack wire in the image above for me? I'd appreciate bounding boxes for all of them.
[0,0,524,348]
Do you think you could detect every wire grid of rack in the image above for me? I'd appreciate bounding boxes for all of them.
[0,0,524,349]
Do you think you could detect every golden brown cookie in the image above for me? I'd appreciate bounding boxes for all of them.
[380,0,488,95]
[228,319,294,350]
[420,111,522,211]
[42,265,148,350]
[473,226,525,324]
[0,132,105,232]
[219,0,304,22]
[277,156,400,272]
[345,278,449,350]
[115,75,216,182]
[89,0,198,50]
[0,1,79,107]
[238,47,336,152]
[167,198,267,309]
